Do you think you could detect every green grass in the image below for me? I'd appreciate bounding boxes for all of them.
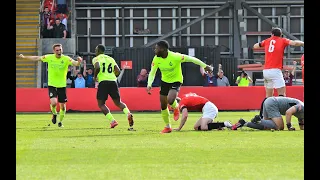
[16,112,304,180]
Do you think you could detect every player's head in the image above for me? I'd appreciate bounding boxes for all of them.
[52,44,63,57]
[271,27,282,37]
[154,40,169,57]
[95,44,105,56]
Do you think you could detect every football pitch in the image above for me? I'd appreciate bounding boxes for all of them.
[16,112,304,180]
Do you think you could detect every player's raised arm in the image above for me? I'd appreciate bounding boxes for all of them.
[182,54,213,72]
[174,107,188,131]
[253,40,265,49]
[200,66,205,76]
[288,39,304,46]
[70,56,82,66]
[147,58,159,88]
[17,54,41,61]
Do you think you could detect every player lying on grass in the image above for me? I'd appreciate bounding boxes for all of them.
[146,40,213,133]
[232,96,304,131]
[173,93,232,131]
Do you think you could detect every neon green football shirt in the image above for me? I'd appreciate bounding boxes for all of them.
[150,51,185,83]
[236,76,250,86]
[41,54,73,88]
[93,54,118,82]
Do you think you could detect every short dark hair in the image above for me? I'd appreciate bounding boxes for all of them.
[156,40,170,49]
[96,44,106,53]
[271,27,282,37]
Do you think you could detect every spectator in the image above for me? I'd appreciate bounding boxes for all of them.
[200,64,217,86]
[284,61,297,86]
[66,66,76,88]
[74,72,86,88]
[216,64,230,86]
[137,68,148,87]
[48,18,67,39]
[41,7,52,38]
[57,13,68,32]
[83,60,95,88]
[235,70,253,87]
[56,0,68,14]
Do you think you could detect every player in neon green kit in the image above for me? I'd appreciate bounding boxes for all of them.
[92,44,134,130]
[18,44,82,127]
[147,40,213,133]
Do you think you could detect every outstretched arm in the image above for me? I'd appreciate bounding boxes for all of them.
[253,43,261,49]
[289,40,304,46]
[17,54,41,61]
[174,108,188,131]
[253,40,265,49]
[183,55,213,72]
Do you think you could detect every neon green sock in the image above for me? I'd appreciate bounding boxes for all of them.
[123,107,130,115]
[50,104,57,115]
[59,109,65,122]
[170,100,178,109]
[161,108,171,127]
[106,112,115,122]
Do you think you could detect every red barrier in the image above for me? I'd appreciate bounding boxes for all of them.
[16,86,304,112]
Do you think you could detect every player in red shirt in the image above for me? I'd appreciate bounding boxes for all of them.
[173,93,232,131]
[253,28,304,120]
[301,54,304,84]
[253,27,304,97]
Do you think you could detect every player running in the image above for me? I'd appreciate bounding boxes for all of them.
[147,40,213,133]
[18,44,82,127]
[253,27,304,119]
[173,93,232,131]
[92,44,134,130]
[232,96,304,131]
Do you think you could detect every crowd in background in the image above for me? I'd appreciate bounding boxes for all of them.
[41,0,70,38]
[39,0,299,88]
[136,62,298,88]
[64,60,298,88]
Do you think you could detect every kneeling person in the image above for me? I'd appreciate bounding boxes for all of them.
[174,93,232,131]
[232,96,304,131]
